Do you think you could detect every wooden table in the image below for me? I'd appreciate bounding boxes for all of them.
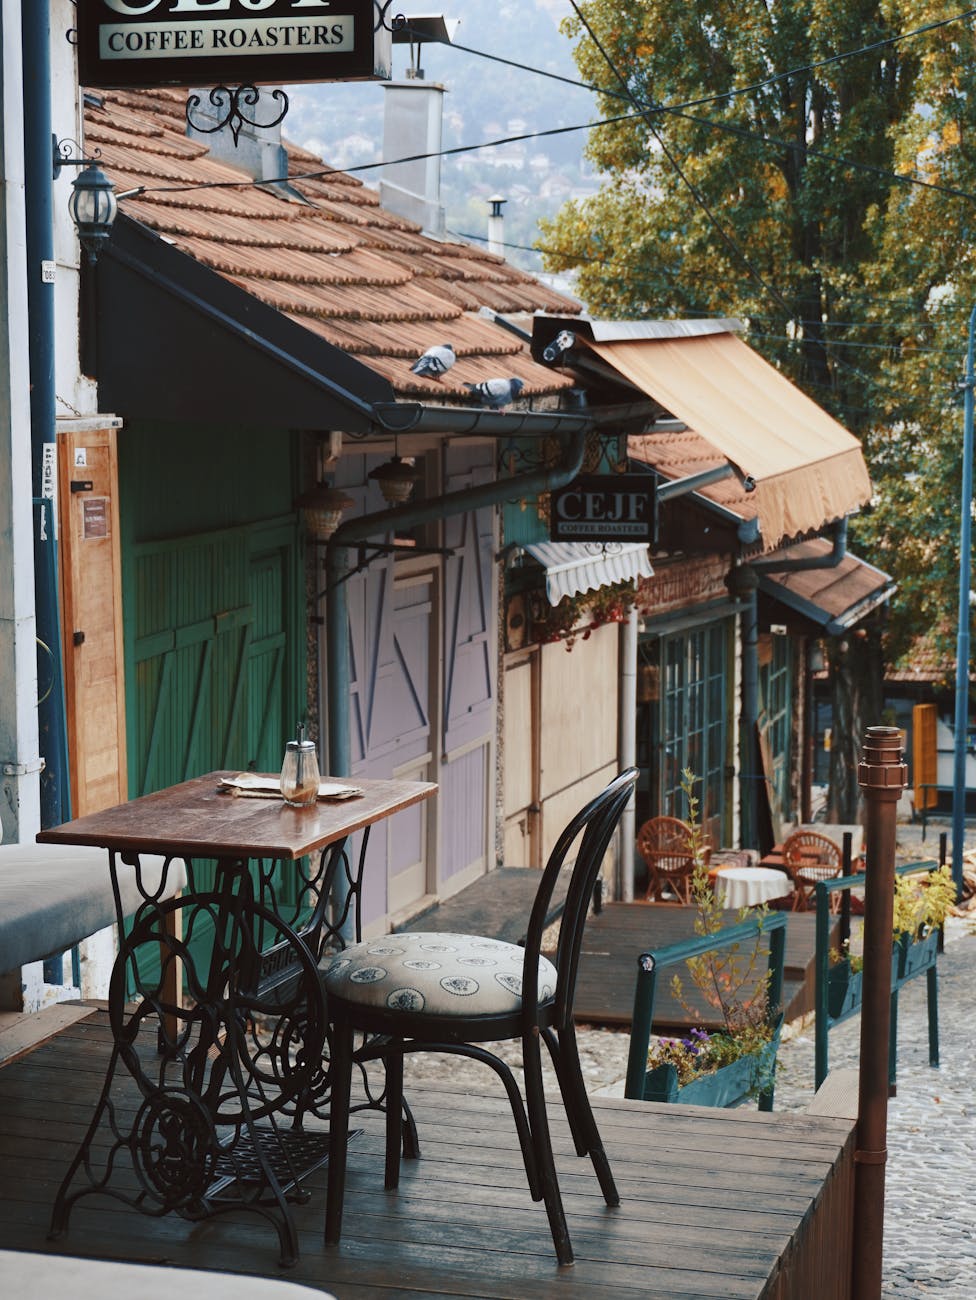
[708,864,792,909]
[38,771,436,1266]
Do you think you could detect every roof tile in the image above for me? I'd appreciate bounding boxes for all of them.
[86,87,580,404]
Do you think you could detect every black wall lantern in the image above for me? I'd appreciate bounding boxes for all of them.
[54,137,118,264]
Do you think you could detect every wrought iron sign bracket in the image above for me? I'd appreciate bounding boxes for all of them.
[186,85,290,147]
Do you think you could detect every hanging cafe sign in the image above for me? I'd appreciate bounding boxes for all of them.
[550,474,657,544]
[77,0,394,89]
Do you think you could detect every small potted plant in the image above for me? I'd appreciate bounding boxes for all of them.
[893,863,954,980]
[640,772,782,1109]
[826,863,953,1015]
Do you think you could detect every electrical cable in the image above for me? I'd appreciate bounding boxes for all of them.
[566,0,797,320]
[411,7,976,120]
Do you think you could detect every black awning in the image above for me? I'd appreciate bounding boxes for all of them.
[93,215,394,433]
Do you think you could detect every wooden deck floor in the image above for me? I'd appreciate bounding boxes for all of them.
[0,1007,855,1299]
[575,904,823,1029]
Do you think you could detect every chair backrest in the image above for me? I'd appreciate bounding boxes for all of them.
[635,815,705,901]
[521,768,638,1028]
[783,830,843,882]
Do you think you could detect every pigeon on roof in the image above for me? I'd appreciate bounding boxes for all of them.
[410,343,456,379]
[464,377,525,409]
[542,330,578,365]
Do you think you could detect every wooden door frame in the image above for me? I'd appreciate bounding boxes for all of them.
[56,418,128,817]
[502,646,542,867]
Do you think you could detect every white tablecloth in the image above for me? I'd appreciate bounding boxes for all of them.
[712,865,792,909]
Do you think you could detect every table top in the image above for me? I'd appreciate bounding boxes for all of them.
[711,865,792,908]
[37,771,437,861]
[711,865,789,884]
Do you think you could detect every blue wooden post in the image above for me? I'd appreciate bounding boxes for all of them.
[952,305,976,898]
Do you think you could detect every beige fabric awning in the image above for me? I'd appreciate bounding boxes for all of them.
[587,331,872,547]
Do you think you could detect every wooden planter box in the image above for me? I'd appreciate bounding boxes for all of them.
[641,1029,780,1108]
[826,960,864,1019]
[896,927,939,982]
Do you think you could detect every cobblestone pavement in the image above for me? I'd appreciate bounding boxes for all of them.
[402,816,976,1295]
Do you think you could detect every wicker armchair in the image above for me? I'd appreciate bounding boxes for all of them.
[782,830,844,910]
[636,816,709,904]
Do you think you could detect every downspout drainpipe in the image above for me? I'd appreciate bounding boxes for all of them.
[325,426,589,782]
[22,1,70,833]
[619,606,638,900]
[738,517,849,847]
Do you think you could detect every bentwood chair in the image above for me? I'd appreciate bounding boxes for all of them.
[782,830,844,911]
[636,815,708,903]
[320,768,638,1267]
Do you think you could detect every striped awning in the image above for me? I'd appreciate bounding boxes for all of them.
[521,542,654,606]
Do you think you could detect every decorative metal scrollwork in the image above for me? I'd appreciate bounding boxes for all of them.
[185,85,289,147]
[133,1091,217,1208]
[377,4,406,34]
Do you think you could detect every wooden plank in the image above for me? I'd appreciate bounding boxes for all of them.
[396,867,569,946]
[0,1003,99,1069]
[0,1009,855,1300]
[574,903,823,1028]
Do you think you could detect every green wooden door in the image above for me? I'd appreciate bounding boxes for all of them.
[129,518,301,798]
[124,517,303,982]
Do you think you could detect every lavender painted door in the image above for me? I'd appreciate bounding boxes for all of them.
[439,446,496,889]
[346,551,433,925]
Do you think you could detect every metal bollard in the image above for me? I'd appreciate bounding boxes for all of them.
[851,726,907,1300]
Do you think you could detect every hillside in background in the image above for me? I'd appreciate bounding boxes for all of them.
[285,2,598,275]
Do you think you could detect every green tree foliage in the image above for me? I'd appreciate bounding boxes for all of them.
[540,1,976,662]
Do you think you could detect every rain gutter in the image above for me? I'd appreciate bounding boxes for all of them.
[325,420,591,779]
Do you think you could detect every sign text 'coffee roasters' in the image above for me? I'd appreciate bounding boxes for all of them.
[78,0,392,89]
[550,475,657,544]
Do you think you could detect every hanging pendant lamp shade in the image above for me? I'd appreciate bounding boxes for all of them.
[295,482,355,541]
[368,455,419,505]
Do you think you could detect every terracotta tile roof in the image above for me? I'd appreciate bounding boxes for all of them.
[629,429,759,520]
[84,87,580,405]
[757,538,894,630]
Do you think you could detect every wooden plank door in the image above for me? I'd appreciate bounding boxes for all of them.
[439,448,496,892]
[347,547,435,924]
[57,425,127,817]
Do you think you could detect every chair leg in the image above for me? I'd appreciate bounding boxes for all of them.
[384,1047,404,1190]
[324,1019,354,1246]
[545,1025,619,1207]
[523,1031,574,1266]
[401,1093,421,1161]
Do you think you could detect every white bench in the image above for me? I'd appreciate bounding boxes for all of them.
[0,843,186,1003]
[0,1251,334,1299]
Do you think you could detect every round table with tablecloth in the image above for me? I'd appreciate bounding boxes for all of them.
[708,864,792,909]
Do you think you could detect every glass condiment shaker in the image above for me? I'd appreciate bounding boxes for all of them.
[280,723,320,807]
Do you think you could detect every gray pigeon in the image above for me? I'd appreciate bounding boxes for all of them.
[410,343,455,378]
[464,377,525,409]
[542,329,577,364]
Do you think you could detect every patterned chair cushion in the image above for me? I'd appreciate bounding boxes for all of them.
[321,931,557,1016]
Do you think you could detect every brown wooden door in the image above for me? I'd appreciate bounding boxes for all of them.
[57,425,127,817]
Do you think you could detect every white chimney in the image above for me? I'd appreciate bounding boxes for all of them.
[379,14,458,235]
[487,195,506,257]
[380,79,447,235]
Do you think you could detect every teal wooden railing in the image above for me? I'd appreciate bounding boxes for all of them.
[624,911,787,1111]
[813,859,942,1089]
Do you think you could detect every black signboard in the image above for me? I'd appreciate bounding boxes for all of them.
[550,474,657,544]
[77,0,391,90]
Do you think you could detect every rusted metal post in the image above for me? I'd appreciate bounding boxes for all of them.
[852,726,907,1300]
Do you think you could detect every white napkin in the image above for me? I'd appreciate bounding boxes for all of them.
[218,773,364,800]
